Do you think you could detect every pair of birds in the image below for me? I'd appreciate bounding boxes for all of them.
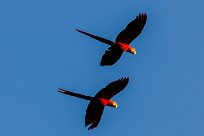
[59,13,147,130]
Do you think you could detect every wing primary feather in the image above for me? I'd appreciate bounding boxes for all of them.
[94,77,129,99]
[85,101,104,130]
[115,13,147,44]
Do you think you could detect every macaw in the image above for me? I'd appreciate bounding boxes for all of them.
[76,13,147,66]
[58,77,129,130]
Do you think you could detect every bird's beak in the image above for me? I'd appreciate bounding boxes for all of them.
[134,51,136,55]
[115,104,118,108]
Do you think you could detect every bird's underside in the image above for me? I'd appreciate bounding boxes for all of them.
[76,13,147,66]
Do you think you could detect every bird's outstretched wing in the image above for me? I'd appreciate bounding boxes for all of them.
[85,101,104,130]
[58,88,93,101]
[100,46,123,66]
[76,29,115,46]
[115,13,147,44]
[94,77,129,99]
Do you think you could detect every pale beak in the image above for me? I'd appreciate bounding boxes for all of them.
[115,104,118,108]
[133,50,136,55]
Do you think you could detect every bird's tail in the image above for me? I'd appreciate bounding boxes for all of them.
[58,88,93,101]
[76,29,115,46]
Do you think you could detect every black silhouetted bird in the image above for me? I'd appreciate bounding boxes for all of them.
[76,13,147,66]
[59,77,129,130]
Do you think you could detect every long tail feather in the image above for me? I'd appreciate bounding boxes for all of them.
[58,88,93,101]
[76,29,115,46]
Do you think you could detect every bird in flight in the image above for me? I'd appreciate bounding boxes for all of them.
[58,77,129,130]
[76,13,147,66]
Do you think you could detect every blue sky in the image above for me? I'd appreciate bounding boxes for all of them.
[0,0,204,135]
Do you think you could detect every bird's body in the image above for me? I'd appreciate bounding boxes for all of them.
[76,13,147,66]
[58,88,117,108]
[116,42,136,54]
[58,77,129,130]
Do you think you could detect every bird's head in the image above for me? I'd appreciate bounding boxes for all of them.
[111,101,118,108]
[127,47,136,55]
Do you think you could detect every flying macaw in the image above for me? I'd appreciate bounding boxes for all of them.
[58,77,129,130]
[76,13,147,66]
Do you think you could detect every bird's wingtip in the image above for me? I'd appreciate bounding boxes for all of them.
[119,77,129,83]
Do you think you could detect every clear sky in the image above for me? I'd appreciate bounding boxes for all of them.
[0,0,204,135]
